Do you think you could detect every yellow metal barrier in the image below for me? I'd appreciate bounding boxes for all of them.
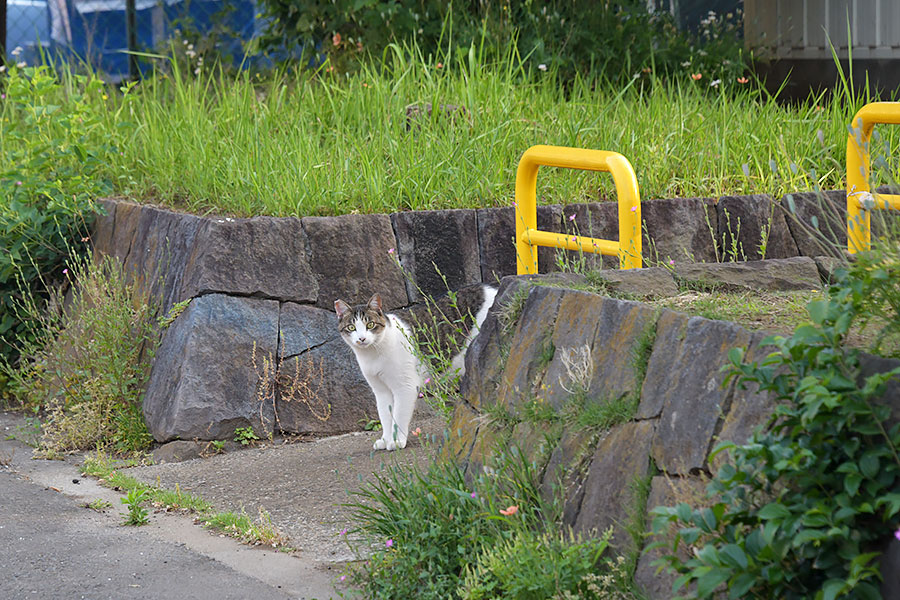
[515,145,641,274]
[846,102,900,253]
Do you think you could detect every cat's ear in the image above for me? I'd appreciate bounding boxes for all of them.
[334,299,351,319]
[367,294,383,314]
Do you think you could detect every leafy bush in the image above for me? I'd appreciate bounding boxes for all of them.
[649,244,900,599]
[346,447,637,598]
[257,0,745,83]
[0,63,113,367]
[4,255,178,455]
[458,528,611,600]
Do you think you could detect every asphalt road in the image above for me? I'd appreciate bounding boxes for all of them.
[0,413,340,600]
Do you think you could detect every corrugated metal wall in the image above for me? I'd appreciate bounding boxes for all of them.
[745,0,900,59]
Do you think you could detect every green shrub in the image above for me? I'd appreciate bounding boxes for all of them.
[4,255,172,455]
[649,243,900,599]
[458,527,612,600]
[256,0,745,84]
[0,63,113,367]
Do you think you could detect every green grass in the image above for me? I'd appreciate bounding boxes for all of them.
[68,46,899,218]
[81,451,290,548]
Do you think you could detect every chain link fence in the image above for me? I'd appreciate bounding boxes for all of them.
[5,0,260,78]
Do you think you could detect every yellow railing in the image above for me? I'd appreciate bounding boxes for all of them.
[515,145,641,274]
[846,102,900,253]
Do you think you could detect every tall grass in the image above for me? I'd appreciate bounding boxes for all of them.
[38,45,900,217]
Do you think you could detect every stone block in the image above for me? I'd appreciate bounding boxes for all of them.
[542,295,659,410]
[674,256,823,292]
[143,294,280,442]
[90,199,117,257]
[574,420,655,552]
[302,214,408,310]
[496,286,566,410]
[717,194,799,260]
[541,428,599,526]
[634,475,708,600]
[642,197,718,264]
[592,267,679,298]
[779,190,847,257]
[272,337,373,434]
[391,209,481,302]
[181,216,317,303]
[443,401,480,467]
[637,310,689,420]
[279,302,339,358]
[477,205,564,284]
[645,315,753,474]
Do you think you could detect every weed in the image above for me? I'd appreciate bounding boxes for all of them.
[121,488,150,526]
[3,254,177,456]
[86,498,112,511]
[233,426,259,446]
[251,338,330,439]
[207,440,226,454]
[202,507,290,549]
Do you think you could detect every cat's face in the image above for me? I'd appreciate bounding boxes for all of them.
[334,294,388,349]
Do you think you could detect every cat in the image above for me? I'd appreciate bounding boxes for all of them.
[334,284,497,451]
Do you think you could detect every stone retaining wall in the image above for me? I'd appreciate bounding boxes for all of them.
[446,268,900,600]
[91,191,848,442]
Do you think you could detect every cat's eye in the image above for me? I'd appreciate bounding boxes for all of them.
[346,325,356,332]
[366,322,376,330]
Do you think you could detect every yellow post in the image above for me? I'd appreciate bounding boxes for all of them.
[515,145,641,274]
[846,102,900,253]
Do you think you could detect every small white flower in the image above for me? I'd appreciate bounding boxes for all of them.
[194,67,201,75]
[186,50,196,58]
[538,63,547,71]
[187,44,194,51]
[11,46,23,57]
[0,65,6,73]
[16,62,26,69]
[710,79,721,88]
[681,61,691,67]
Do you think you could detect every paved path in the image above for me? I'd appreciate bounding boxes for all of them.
[0,411,442,599]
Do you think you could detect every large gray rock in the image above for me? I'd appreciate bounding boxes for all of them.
[540,428,598,526]
[642,197,718,264]
[302,214,408,310]
[674,256,823,292]
[542,295,659,410]
[272,337,373,434]
[574,420,654,551]
[779,190,847,258]
[273,302,374,433]
[143,294,280,442]
[716,194,799,261]
[497,286,566,410]
[181,216,317,303]
[477,205,564,283]
[644,314,753,474]
[634,475,708,600]
[391,209,481,302]
[279,302,339,357]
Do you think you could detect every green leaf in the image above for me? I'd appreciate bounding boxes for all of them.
[844,473,862,497]
[729,573,756,598]
[807,300,829,325]
[859,452,879,479]
[757,503,791,520]
[696,567,730,598]
[821,578,845,600]
[719,544,748,569]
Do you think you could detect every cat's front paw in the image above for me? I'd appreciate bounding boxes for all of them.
[373,438,387,451]
[385,438,407,451]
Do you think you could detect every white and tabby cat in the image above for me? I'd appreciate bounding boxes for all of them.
[334,284,497,451]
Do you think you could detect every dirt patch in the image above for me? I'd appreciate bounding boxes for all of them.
[125,414,446,562]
